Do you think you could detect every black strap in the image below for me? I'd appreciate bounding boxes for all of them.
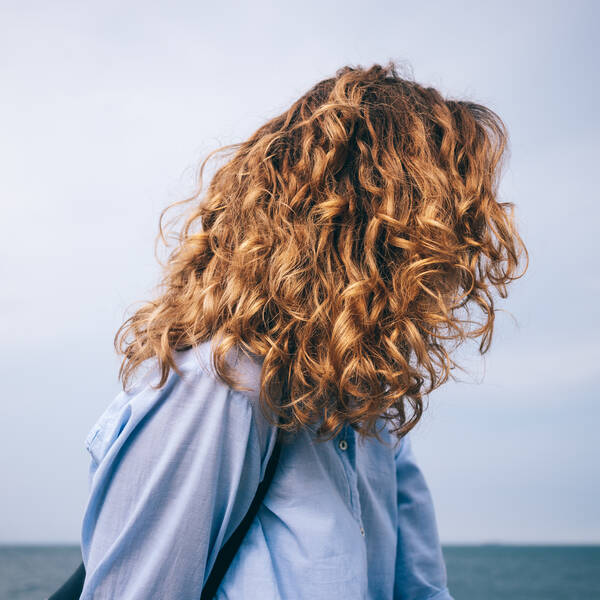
[200,426,284,599]
[48,560,85,600]
[48,427,284,600]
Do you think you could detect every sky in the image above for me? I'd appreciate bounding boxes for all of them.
[0,0,598,544]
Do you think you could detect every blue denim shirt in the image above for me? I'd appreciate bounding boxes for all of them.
[80,341,453,599]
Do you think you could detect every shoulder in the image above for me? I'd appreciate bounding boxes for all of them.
[173,339,266,411]
[174,341,277,459]
[85,340,276,474]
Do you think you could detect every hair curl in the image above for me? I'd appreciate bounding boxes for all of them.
[114,61,528,442]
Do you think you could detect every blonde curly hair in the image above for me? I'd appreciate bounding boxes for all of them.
[114,61,528,442]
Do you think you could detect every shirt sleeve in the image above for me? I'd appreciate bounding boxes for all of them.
[393,433,454,600]
[79,360,278,599]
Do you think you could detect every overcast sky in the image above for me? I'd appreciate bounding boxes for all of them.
[1,0,598,544]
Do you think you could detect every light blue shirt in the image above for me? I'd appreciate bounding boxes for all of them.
[80,341,453,599]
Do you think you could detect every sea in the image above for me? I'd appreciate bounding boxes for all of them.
[0,545,598,599]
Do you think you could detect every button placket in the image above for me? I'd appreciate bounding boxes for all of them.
[335,425,365,537]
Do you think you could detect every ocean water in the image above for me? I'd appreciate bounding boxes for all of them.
[443,546,600,600]
[0,545,598,599]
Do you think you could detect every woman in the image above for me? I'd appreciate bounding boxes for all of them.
[78,62,527,599]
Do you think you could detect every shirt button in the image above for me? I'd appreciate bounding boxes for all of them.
[338,439,348,451]
[360,526,365,536]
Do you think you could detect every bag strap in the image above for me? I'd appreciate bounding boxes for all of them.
[200,424,284,599]
[48,560,85,600]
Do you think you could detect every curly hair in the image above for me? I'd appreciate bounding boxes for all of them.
[114,61,528,443]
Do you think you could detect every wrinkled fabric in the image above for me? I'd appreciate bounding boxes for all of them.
[80,341,453,599]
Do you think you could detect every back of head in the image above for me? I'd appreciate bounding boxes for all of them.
[115,61,528,442]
